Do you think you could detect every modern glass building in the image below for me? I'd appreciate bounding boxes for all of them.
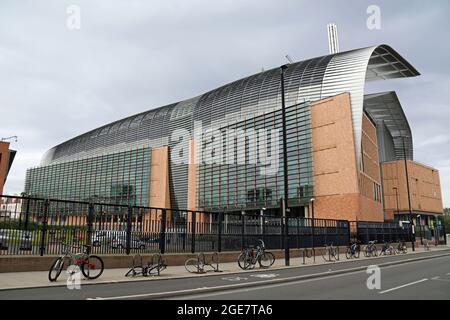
[24,44,443,222]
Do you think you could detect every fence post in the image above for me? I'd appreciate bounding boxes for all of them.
[126,206,133,255]
[160,209,166,254]
[442,219,447,245]
[217,212,223,253]
[191,211,196,253]
[356,221,360,242]
[98,205,103,231]
[262,215,266,245]
[39,199,49,256]
[87,203,94,254]
[347,221,351,244]
[280,205,284,250]
[366,222,369,242]
[23,197,31,231]
[241,212,246,249]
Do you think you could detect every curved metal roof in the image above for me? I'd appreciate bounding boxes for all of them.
[364,91,413,160]
[40,44,419,166]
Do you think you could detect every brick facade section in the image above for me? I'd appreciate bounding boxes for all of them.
[310,93,384,222]
[382,160,443,220]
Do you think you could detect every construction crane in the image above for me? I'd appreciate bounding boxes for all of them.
[1,136,18,142]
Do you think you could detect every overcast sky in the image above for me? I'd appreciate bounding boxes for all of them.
[1,0,449,207]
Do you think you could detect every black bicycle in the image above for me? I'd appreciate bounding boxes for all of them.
[125,253,167,277]
[345,242,360,259]
[363,240,378,257]
[395,240,407,254]
[237,240,275,270]
[380,241,396,255]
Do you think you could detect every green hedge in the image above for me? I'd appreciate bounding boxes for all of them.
[444,216,450,234]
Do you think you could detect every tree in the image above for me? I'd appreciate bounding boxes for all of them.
[443,209,450,235]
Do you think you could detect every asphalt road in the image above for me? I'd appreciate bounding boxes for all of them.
[0,250,449,300]
[173,254,450,300]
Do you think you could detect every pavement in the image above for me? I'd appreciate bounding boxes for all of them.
[0,246,449,299]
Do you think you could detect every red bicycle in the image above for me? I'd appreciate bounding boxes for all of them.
[48,243,104,282]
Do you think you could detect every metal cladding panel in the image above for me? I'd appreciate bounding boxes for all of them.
[321,47,375,161]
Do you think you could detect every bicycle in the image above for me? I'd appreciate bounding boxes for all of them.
[48,243,104,282]
[237,239,275,270]
[395,240,407,254]
[322,243,339,262]
[125,253,167,277]
[185,252,221,273]
[345,242,360,259]
[380,241,396,256]
[423,239,431,251]
[363,240,378,257]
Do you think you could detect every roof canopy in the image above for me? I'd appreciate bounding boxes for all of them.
[364,91,413,160]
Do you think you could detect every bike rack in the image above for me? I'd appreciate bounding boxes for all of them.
[211,252,223,273]
[301,248,314,265]
[125,254,144,277]
[125,253,166,277]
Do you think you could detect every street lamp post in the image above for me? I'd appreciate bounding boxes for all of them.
[260,207,266,236]
[310,198,315,263]
[280,64,290,266]
[417,215,424,245]
[402,137,415,251]
[393,187,400,217]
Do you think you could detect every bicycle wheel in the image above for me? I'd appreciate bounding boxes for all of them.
[345,248,352,259]
[81,255,104,279]
[372,246,378,257]
[355,248,360,259]
[363,246,369,257]
[48,257,64,282]
[237,252,251,270]
[333,247,339,261]
[258,252,275,268]
[185,258,200,273]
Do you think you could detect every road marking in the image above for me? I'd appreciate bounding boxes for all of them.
[431,276,440,280]
[222,276,248,281]
[250,273,279,279]
[431,278,450,282]
[169,270,370,300]
[87,254,450,300]
[379,279,428,294]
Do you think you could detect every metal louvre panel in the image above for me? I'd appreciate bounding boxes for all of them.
[364,91,413,161]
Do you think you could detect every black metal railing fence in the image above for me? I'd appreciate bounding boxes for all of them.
[0,195,430,256]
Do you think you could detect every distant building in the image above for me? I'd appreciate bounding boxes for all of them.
[0,141,16,195]
[0,195,22,219]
